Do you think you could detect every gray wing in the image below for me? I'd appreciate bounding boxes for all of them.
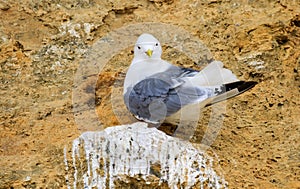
[124,67,213,123]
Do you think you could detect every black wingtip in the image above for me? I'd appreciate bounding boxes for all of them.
[215,81,258,95]
[237,81,258,93]
[224,81,245,91]
[206,81,258,107]
[223,81,258,93]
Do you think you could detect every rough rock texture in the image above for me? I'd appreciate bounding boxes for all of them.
[0,0,299,188]
[65,122,227,189]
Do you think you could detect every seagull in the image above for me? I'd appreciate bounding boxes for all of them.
[123,33,257,124]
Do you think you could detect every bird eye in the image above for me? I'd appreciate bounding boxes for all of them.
[155,43,158,46]
[137,46,141,50]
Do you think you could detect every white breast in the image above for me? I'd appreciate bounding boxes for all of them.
[123,59,172,94]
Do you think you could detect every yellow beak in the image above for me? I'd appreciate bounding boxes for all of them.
[146,49,153,57]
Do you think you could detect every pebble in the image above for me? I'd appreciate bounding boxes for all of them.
[0,1,10,11]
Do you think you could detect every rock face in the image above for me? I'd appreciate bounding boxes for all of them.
[0,0,299,188]
[65,122,227,189]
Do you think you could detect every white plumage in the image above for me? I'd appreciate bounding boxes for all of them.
[123,33,257,124]
[190,60,239,86]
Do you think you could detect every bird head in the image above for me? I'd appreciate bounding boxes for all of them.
[134,33,162,60]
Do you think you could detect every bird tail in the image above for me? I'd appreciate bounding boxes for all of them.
[190,60,239,86]
[200,81,258,107]
[185,60,258,106]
